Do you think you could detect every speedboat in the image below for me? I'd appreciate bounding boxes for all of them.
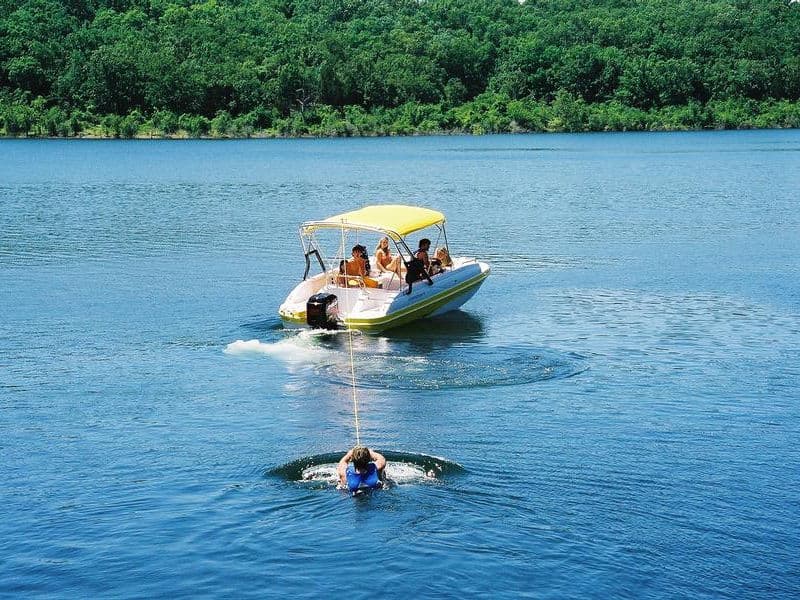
[278,205,490,333]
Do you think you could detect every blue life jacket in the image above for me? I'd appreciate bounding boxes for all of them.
[345,463,381,491]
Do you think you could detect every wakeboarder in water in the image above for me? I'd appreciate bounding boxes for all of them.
[337,446,387,493]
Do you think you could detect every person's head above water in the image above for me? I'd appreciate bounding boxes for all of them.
[351,446,371,471]
[338,446,387,491]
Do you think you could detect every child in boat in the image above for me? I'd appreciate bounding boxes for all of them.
[337,446,387,492]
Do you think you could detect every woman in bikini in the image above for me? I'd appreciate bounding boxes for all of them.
[374,237,404,278]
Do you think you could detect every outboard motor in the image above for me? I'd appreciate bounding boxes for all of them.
[306,293,339,329]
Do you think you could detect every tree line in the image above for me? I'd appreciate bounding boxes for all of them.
[2,0,799,137]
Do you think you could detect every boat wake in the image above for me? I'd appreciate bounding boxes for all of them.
[223,328,348,362]
[225,329,585,390]
[316,344,587,390]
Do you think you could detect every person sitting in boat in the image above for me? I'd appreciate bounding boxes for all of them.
[337,446,386,492]
[405,238,434,294]
[434,246,452,268]
[375,236,404,277]
[340,244,381,288]
[429,247,452,276]
[337,259,363,287]
[415,238,432,271]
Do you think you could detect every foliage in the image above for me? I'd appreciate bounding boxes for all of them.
[1,0,799,137]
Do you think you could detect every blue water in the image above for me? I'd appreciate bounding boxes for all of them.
[1,131,799,598]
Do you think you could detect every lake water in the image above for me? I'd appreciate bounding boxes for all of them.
[1,131,799,598]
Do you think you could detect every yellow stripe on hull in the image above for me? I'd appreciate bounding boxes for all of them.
[279,310,307,325]
[344,270,488,332]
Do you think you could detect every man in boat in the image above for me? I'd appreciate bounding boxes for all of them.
[341,244,380,288]
[415,238,432,271]
[405,238,434,294]
[338,446,387,492]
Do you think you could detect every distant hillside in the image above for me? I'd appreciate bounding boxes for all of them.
[2,0,799,136]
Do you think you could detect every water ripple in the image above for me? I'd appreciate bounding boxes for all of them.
[225,331,587,390]
[317,344,586,390]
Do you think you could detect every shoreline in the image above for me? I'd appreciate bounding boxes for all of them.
[2,123,798,141]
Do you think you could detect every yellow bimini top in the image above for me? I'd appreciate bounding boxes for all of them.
[301,205,446,240]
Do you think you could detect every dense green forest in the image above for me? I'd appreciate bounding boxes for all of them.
[1,0,799,137]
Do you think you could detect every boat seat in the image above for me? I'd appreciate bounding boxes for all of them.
[379,271,404,291]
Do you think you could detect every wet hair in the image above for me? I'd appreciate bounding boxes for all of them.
[352,446,371,470]
[419,238,431,250]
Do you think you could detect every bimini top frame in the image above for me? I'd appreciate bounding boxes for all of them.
[298,204,449,280]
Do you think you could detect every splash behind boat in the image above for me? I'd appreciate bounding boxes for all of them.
[278,205,490,333]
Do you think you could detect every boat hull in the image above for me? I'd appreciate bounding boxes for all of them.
[279,261,489,333]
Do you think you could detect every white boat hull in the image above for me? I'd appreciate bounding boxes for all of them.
[279,259,490,333]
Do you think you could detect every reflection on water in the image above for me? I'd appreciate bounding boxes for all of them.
[386,310,486,341]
